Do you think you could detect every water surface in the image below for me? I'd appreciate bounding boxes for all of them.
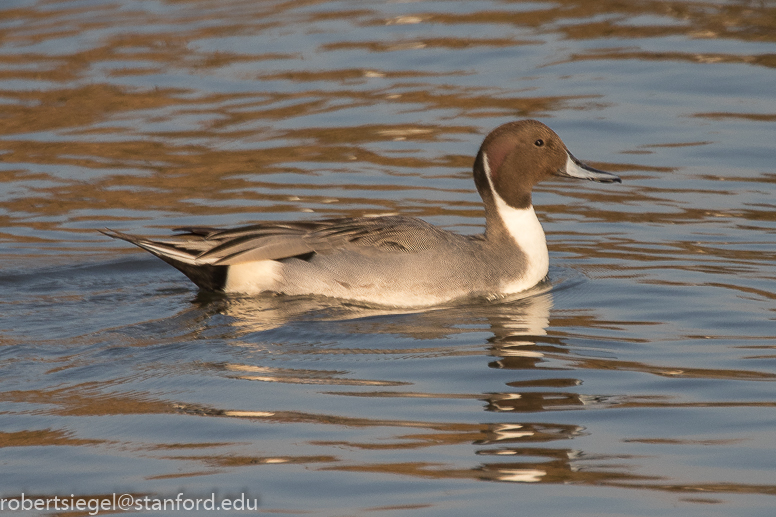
[1,0,775,515]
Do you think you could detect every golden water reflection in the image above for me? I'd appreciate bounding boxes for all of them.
[165,288,774,495]
[166,404,776,496]
[3,0,775,248]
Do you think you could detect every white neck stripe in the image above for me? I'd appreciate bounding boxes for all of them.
[481,152,549,290]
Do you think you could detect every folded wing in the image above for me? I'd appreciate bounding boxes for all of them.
[102,215,455,290]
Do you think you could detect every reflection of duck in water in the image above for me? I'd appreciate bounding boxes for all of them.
[190,286,599,485]
[213,278,554,338]
[105,120,619,307]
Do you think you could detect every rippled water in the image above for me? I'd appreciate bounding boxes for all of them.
[1,0,775,515]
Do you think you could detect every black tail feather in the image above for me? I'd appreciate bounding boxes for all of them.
[102,228,228,291]
[158,256,228,292]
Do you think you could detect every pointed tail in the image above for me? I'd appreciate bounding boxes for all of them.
[101,229,228,291]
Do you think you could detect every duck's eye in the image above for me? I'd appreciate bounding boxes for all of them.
[534,139,544,147]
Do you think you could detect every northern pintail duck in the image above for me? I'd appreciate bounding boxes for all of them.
[103,120,620,307]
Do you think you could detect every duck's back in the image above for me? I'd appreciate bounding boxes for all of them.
[223,216,507,306]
